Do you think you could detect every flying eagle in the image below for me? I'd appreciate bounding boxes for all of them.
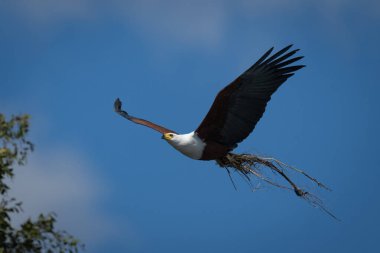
[115,45,304,161]
[115,45,337,219]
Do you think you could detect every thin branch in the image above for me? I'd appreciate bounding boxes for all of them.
[225,168,237,191]
[216,152,339,221]
[260,156,331,191]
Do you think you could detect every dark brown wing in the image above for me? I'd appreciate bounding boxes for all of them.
[196,45,304,148]
[114,98,177,134]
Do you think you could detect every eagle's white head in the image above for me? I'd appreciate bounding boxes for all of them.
[161,131,205,160]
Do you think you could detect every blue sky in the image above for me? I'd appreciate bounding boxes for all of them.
[1,1,380,252]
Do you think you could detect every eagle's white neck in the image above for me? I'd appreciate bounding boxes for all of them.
[166,131,206,160]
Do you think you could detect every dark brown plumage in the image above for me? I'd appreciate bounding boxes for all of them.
[196,45,304,160]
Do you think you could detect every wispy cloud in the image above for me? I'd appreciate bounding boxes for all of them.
[114,1,226,47]
[9,147,121,248]
[2,0,226,48]
[2,0,378,49]
[3,0,93,24]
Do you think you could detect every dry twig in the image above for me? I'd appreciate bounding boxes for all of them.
[216,153,339,220]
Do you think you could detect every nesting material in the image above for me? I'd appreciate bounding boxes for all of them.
[216,153,338,220]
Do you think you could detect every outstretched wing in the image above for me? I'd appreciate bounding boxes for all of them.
[114,98,177,134]
[196,45,304,148]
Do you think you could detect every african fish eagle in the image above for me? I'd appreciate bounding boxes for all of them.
[114,47,339,220]
[114,45,304,161]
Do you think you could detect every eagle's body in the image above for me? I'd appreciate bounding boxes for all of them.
[115,45,305,162]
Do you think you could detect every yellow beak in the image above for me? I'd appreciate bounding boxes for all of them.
[162,133,172,140]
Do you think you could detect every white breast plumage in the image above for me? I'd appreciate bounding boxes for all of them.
[166,131,206,160]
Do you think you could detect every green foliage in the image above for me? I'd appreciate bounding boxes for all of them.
[0,114,83,252]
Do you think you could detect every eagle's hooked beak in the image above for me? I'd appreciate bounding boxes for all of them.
[162,133,174,140]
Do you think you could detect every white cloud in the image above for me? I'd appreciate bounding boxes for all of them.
[3,0,227,48]
[115,1,226,47]
[2,0,378,50]
[5,0,93,24]
[8,147,118,248]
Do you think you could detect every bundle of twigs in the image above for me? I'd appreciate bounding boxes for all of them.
[216,153,339,220]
